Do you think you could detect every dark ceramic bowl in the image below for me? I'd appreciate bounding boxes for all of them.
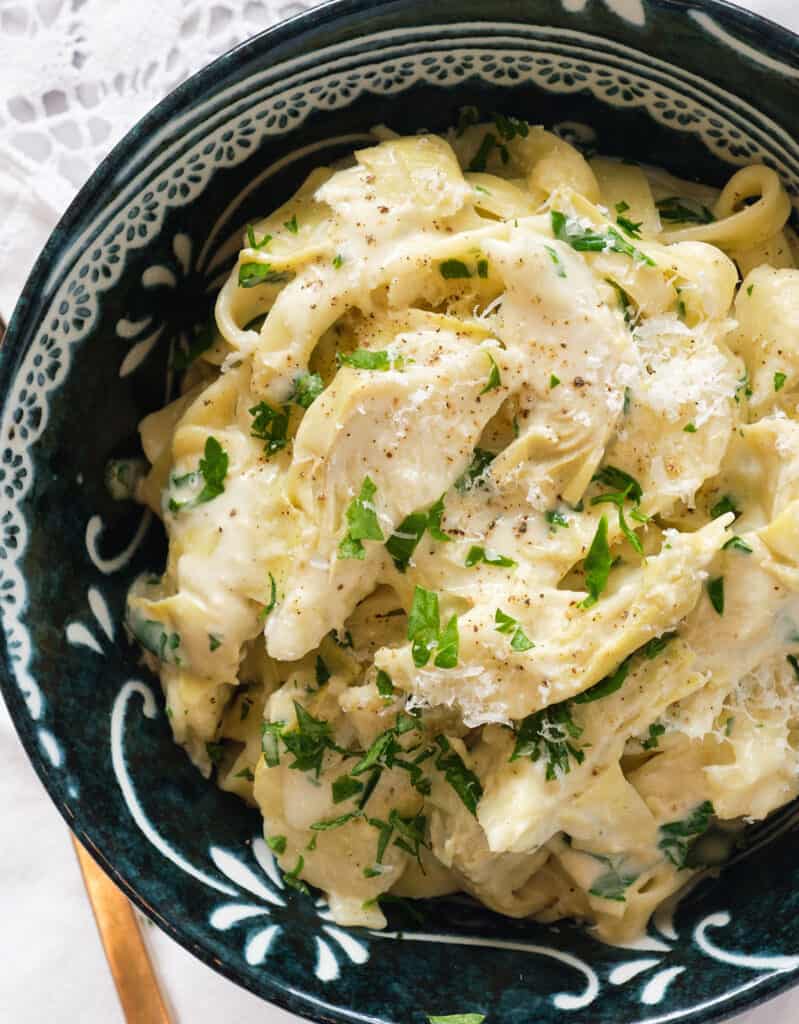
[3,1,799,1022]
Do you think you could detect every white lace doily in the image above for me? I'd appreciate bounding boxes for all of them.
[0,0,322,317]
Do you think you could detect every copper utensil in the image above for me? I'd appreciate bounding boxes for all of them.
[72,835,173,1024]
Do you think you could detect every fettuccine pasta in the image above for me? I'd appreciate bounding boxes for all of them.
[122,115,799,942]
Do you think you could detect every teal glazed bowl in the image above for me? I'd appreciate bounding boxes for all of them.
[3,1,799,1021]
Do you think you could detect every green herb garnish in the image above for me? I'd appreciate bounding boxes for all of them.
[545,509,569,530]
[775,371,787,392]
[658,801,715,869]
[711,494,739,520]
[292,372,324,409]
[480,351,501,394]
[339,476,385,559]
[615,200,643,239]
[722,535,752,553]
[249,401,289,454]
[581,515,612,608]
[408,586,459,669]
[656,197,715,225]
[707,577,725,615]
[196,436,228,503]
[494,608,534,651]
[642,722,666,750]
[385,495,451,571]
[465,546,517,569]
[551,210,655,266]
[455,448,494,493]
[510,702,584,780]
[545,244,567,278]
[439,259,472,280]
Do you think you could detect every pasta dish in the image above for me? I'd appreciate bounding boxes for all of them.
[122,115,799,943]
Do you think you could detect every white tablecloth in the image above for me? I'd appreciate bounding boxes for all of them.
[2,1,799,1021]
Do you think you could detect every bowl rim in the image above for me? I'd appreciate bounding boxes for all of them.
[3,1,799,1022]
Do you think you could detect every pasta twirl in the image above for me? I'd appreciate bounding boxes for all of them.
[124,117,799,942]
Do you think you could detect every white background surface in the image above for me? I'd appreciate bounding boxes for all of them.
[1,1,799,1021]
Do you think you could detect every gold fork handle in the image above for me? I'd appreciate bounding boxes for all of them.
[72,835,173,1024]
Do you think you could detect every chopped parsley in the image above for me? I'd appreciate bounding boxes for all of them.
[249,401,289,454]
[510,702,584,780]
[549,373,561,389]
[332,774,364,804]
[338,349,398,371]
[375,670,395,698]
[642,722,666,750]
[494,608,534,651]
[623,386,632,414]
[208,633,222,652]
[775,371,787,392]
[722,535,752,553]
[238,262,291,288]
[581,515,612,608]
[467,132,498,172]
[707,576,725,615]
[642,632,677,659]
[291,372,324,409]
[656,196,715,225]
[683,423,697,433]
[332,253,344,269]
[439,259,472,280]
[247,225,271,249]
[261,572,277,618]
[607,279,636,327]
[434,735,483,816]
[196,436,228,503]
[310,812,359,831]
[267,835,287,854]
[710,494,739,520]
[746,283,754,297]
[367,809,429,868]
[545,509,569,530]
[455,448,495,492]
[283,855,310,894]
[465,546,517,569]
[593,465,643,502]
[551,210,654,266]
[408,585,459,668]
[281,702,345,777]
[573,655,632,704]
[339,476,385,559]
[284,214,299,234]
[545,244,567,278]
[480,351,502,394]
[614,200,643,239]
[456,105,480,136]
[494,112,529,141]
[206,741,224,766]
[386,494,452,571]
[590,465,648,556]
[658,800,715,869]
[589,856,638,901]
